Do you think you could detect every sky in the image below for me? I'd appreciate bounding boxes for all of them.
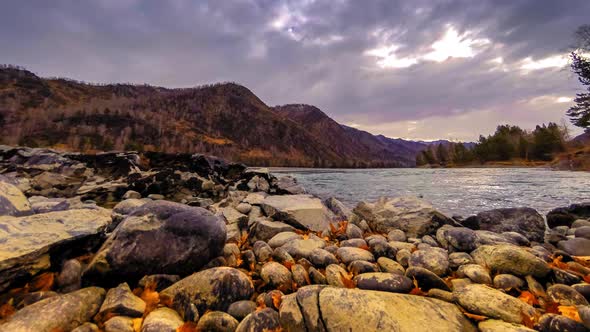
[1,0,589,141]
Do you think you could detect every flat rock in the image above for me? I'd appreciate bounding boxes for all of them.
[0,287,105,332]
[478,320,535,332]
[354,272,413,293]
[249,219,295,243]
[0,208,111,292]
[462,207,545,242]
[84,201,226,284]
[161,267,254,313]
[336,247,375,264]
[0,177,32,216]
[268,232,302,248]
[261,194,334,232]
[281,237,326,260]
[471,244,550,278]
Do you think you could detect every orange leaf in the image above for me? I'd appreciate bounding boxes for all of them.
[0,303,15,319]
[176,322,199,332]
[282,261,294,270]
[584,274,590,283]
[358,244,370,251]
[271,292,282,309]
[544,301,560,314]
[463,312,488,321]
[132,318,143,332]
[521,312,537,329]
[549,256,569,270]
[140,281,161,315]
[338,271,356,289]
[30,272,55,292]
[558,306,582,322]
[518,291,539,306]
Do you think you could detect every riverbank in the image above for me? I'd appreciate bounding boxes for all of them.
[0,146,589,331]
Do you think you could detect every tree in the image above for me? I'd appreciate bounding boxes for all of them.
[567,25,590,132]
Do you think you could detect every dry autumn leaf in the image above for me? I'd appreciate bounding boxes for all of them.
[176,322,199,332]
[132,318,143,332]
[518,291,539,306]
[30,272,55,292]
[521,312,537,329]
[271,292,282,309]
[338,271,356,289]
[0,303,15,319]
[558,306,582,322]
[463,312,488,321]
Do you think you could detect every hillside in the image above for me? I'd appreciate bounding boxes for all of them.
[0,65,424,167]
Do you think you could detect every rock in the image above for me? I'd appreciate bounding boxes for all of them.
[253,241,273,262]
[478,320,535,332]
[475,230,515,246]
[574,226,590,239]
[281,237,326,260]
[0,177,32,217]
[493,274,525,290]
[557,238,590,256]
[348,260,379,275]
[236,308,280,332]
[471,244,550,278]
[138,274,180,292]
[261,262,292,292]
[352,196,452,238]
[161,267,254,313]
[104,316,135,332]
[502,232,530,246]
[84,201,226,284]
[547,284,589,306]
[547,203,590,228]
[242,192,267,205]
[572,283,590,302]
[377,257,405,275]
[111,198,148,228]
[454,284,537,324]
[196,311,240,332]
[408,248,449,276]
[261,194,334,232]
[0,287,105,332]
[340,238,367,248]
[0,208,111,292]
[396,249,411,267]
[548,315,588,332]
[354,272,413,293]
[324,197,351,220]
[336,247,375,264]
[236,202,252,215]
[294,285,326,331]
[268,232,302,248]
[276,176,306,195]
[247,175,270,192]
[462,207,545,242]
[448,252,474,268]
[314,287,476,331]
[122,190,141,199]
[308,267,327,284]
[141,307,183,332]
[249,219,295,243]
[457,264,492,284]
[405,266,450,291]
[325,264,350,287]
[579,305,590,330]
[227,300,257,321]
[310,248,338,267]
[97,283,146,319]
[572,219,590,228]
[278,293,306,332]
[387,229,407,242]
[451,278,473,290]
[56,259,82,293]
[28,196,71,214]
[345,223,363,239]
[291,264,310,287]
[13,291,58,309]
[71,322,100,332]
[437,227,479,251]
[368,239,397,259]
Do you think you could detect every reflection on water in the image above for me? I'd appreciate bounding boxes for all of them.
[270,168,590,216]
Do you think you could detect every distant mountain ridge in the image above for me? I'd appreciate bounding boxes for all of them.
[0,65,459,167]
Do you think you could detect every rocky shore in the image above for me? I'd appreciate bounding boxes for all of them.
[0,146,589,331]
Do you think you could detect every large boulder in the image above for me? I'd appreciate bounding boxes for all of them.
[557,238,590,256]
[83,201,226,284]
[0,287,105,332]
[161,267,254,313]
[547,203,590,228]
[462,207,545,242]
[471,244,550,278]
[0,208,111,292]
[279,287,476,331]
[352,196,453,238]
[261,195,334,232]
[0,176,32,216]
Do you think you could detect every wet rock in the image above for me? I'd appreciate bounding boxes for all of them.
[437,227,479,251]
[141,307,183,332]
[409,248,449,277]
[236,308,281,332]
[354,272,413,293]
[336,247,375,264]
[471,244,550,277]
[478,320,535,332]
[281,237,326,260]
[0,177,32,217]
[325,264,350,287]
[0,287,105,332]
[348,260,379,275]
[84,201,226,284]
[56,259,82,293]
[138,275,181,292]
[457,264,492,284]
[227,300,257,321]
[161,267,253,313]
[353,196,452,237]
[405,266,450,291]
[454,284,537,324]
[547,203,590,228]
[317,287,476,331]
[310,248,338,267]
[448,252,474,268]
[557,238,590,256]
[462,207,545,242]
[261,194,334,232]
[261,261,292,292]
[268,232,302,248]
[377,257,405,275]
[196,311,240,332]
[546,284,589,306]
[0,208,111,292]
[104,316,134,332]
[387,229,407,242]
[97,283,146,319]
[493,274,525,290]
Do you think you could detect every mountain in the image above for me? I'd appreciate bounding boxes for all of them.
[0,65,425,167]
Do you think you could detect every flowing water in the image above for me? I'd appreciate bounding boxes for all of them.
[269,168,590,217]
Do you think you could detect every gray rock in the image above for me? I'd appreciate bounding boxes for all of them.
[0,287,105,332]
[438,227,479,251]
[478,320,535,332]
[308,267,327,284]
[471,244,550,277]
[475,230,515,246]
[267,232,302,248]
[122,190,141,199]
[310,248,338,267]
[56,259,82,293]
[111,198,148,228]
[253,241,273,262]
[104,316,135,332]
[557,238,590,256]
[236,308,280,332]
[348,260,379,275]
[261,194,335,232]
[457,264,492,284]
[242,192,267,205]
[197,311,240,332]
[84,201,226,283]
[572,219,590,228]
[462,207,545,242]
[501,232,530,246]
[405,266,450,291]
[493,274,525,290]
[281,237,326,260]
[454,284,537,324]
[408,248,449,276]
[547,284,589,306]
[97,283,146,319]
[249,219,295,243]
[353,196,452,238]
[227,300,257,321]
[13,291,58,309]
[345,223,363,239]
[0,178,32,217]
[387,229,407,242]
[572,283,590,302]
[0,208,111,292]
[547,203,590,229]
[247,175,270,192]
[354,273,413,293]
[340,238,367,248]
[396,248,411,267]
[548,314,588,332]
[261,261,292,292]
[278,293,306,332]
[28,196,70,214]
[336,247,375,264]
[161,267,254,313]
[236,202,252,215]
[276,176,306,195]
[579,305,590,330]
[377,257,405,275]
[574,226,590,239]
[448,252,474,268]
[141,307,183,332]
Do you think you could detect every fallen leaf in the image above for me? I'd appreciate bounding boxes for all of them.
[140,281,161,315]
[132,318,143,332]
[0,303,15,319]
[30,272,55,292]
[544,301,560,314]
[549,256,569,270]
[572,256,590,268]
[271,292,282,309]
[463,312,488,321]
[518,291,539,306]
[282,261,294,270]
[584,274,590,284]
[409,278,426,296]
[558,305,582,322]
[521,311,537,329]
[338,271,356,289]
[176,322,198,332]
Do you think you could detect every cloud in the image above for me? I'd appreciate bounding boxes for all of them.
[1,0,589,140]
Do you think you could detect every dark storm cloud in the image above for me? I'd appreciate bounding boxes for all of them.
[1,0,589,140]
